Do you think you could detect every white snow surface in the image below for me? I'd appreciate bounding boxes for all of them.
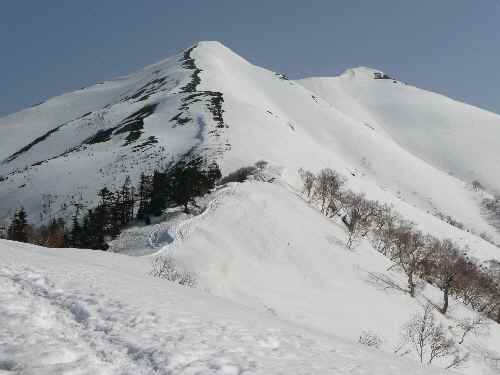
[1,238,454,375]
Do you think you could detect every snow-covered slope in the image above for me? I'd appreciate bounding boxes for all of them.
[111,178,500,374]
[0,239,453,375]
[299,67,500,194]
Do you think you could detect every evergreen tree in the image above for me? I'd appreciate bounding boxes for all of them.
[168,162,220,213]
[137,173,152,222]
[7,208,30,243]
[119,176,135,226]
[69,212,83,248]
[149,170,168,217]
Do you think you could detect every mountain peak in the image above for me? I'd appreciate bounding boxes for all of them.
[341,66,395,81]
[196,40,226,48]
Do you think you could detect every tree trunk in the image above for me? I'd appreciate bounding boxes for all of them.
[441,288,449,314]
[408,273,415,297]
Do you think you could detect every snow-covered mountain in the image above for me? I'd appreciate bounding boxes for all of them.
[1,42,500,248]
[2,41,500,374]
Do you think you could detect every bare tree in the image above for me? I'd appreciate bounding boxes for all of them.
[402,304,456,365]
[312,168,344,215]
[456,314,489,344]
[325,171,345,218]
[370,203,401,255]
[455,263,500,321]
[342,192,377,249]
[390,225,429,297]
[299,168,316,198]
[312,168,333,213]
[423,238,465,314]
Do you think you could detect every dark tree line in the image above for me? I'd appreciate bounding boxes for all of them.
[69,177,136,250]
[136,160,221,222]
[5,161,222,250]
[300,168,500,322]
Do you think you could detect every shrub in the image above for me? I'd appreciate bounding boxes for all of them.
[472,180,484,192]
[358,331,383,349]
[219,166,258,185]
[298,168,316,198]
[400,304,456,365]
[151,255,196,287]
[255,160,268,170]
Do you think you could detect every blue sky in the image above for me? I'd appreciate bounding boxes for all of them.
[1,1,499,116]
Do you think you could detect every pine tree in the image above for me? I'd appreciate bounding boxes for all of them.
[69,209,83,248]
[137,173,152,222]
[7,208,30,243]
[168,162,219,213]
[150,171,167,217]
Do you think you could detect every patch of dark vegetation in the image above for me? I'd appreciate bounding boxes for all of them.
[116,104,157,133]
[83,127,117,145]
[435,211,465,230]
[482,196,500,232]
[180,45,202,93]
[121,77,168,103]
[124,131,141,145]
[4,123,67,163]
[170,113,192,126]
[132,136,158,151]
[207,91,225,128]
[175,91,226,130]
[219,166,258,185]
[83,103,156,146]
[0,175,6,182]
[117,103,157,146]
[79,112,93,119]
[31,160,47,167]
[179,92,204,110]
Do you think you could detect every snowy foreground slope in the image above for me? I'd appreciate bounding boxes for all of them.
[1,238,452,375]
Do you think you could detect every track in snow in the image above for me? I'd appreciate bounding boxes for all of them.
[1,262,452,375]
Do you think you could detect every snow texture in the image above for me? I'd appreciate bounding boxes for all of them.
[1,239,454,375]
